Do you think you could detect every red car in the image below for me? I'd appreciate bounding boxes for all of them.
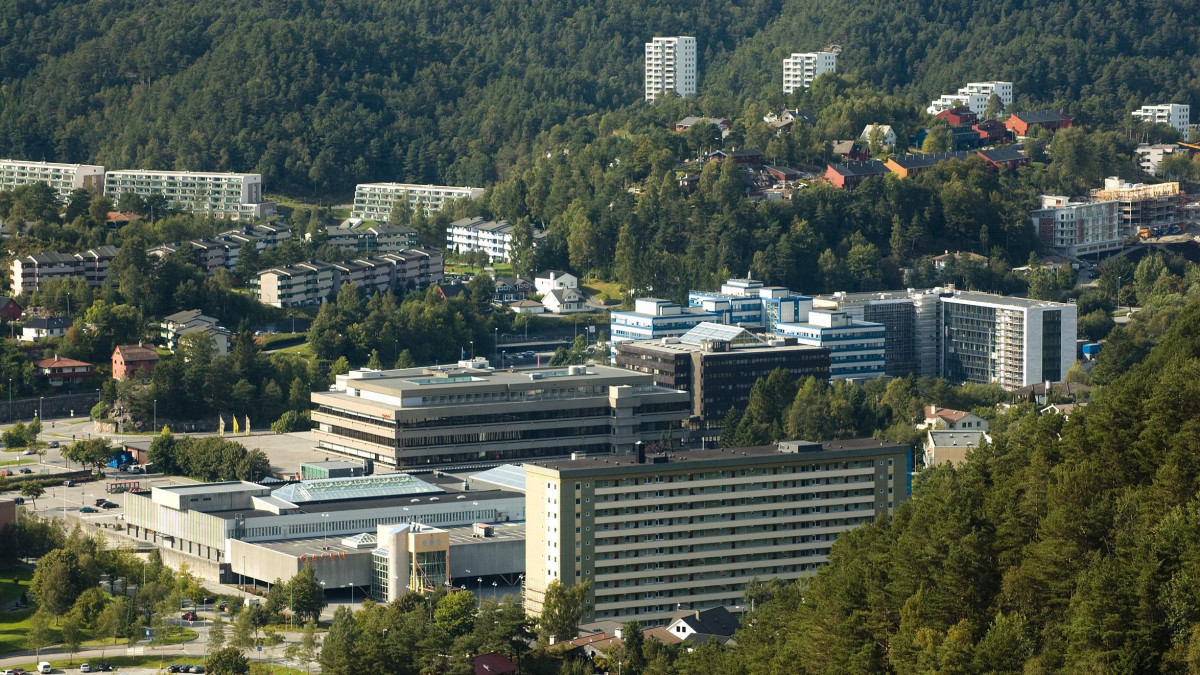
[181,611,197,621]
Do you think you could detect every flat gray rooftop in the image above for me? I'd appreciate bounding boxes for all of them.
[155,481,262,495]
[946,292,1072,309]
[527,439,907,473]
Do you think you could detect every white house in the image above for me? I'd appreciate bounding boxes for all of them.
[860,124,897,149]
[534,270,578,295]
[921,405,989,432]
[542,288,588,314]
[509,299,545,315]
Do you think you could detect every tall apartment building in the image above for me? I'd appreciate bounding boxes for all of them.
[1090,177,1181,236]
[1131,104,1191,142]
[310,364,691,468]
[350,183,485,222]
[1030,196,1122,257]
[940,293,1077,389]
[0,160,105,202]
[103,170,274,218]
[612,323,830,422]
[927,81,1013,116]
[645,36,697,102]
[253,248,443,307]
[782,52,837,94]
[523,439,913,625]
[315,225,419,254]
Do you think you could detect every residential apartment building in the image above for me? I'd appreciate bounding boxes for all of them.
[825,160,890,191]
[1135,144,1188,176]
[1005,111,1074,136]
[523,439,913,625]
[253,248,442,308]
[1030,196,1122,257]
[940,293,1077,389]
[782,51,836,94]
[926,81,1013,116]
[0,160,105,202]
[310,363,691,467]
[1131,104,1190,142]
[645,37,697,102]
[1090,176,1181,236]
[350,183,485,222]
[612,323,830,422]
[147,224,294,275]
[10,252,85,296]
[160,310,232,355]
[446,217,515,262]
[103,170,274,218]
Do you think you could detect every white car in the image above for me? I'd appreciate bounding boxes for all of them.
[21,449,33,455]
[80,665,90,673]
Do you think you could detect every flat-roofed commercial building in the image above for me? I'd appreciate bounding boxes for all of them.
[612,323,830,422]
[0,160,105,202]
[814,288,945,378]
[524,439,912,625]
[124,473,526,581]
[940,292,1077,389]
[310,362,690,468]
[103,170,274,218]
[351,183,484,222]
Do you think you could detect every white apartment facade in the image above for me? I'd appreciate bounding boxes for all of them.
[926,81,1013,116]
[524,439,912,626]
[940,292,1077,390]
[1131,104,1191,142]
[1031,196,1122,257]
[103,170,274,218]
[1135,144,1187,176]
[0,160,105,202]
[782,52,837,94]
[446,217,514,262]
[645,36,697,102]
[350,183,484,222]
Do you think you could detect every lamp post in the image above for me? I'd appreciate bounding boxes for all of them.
[153,399,157,432]
[66,292,70,317]
[8,378,12,417]
[38,396,43,420]
[469,340,474,359]
[321,513,330,550]
[477,577,483,606]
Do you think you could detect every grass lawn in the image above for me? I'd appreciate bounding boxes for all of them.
[0,607,50,656]
[257,334,306,350]
[0,566,33,604]
[0,457,33,467]
[582,279,623,304]
[446,263,515,277]
[274,343,313,358]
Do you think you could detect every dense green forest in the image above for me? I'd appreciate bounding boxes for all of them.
[1,0,1196,195]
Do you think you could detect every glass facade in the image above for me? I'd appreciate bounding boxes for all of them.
[371,550,390,602]
[413,550,448,591]
[1041,310,1062,382]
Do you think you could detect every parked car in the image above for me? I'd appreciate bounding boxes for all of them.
[217,601,228,612]
[64,480,75,487]
[189,667,205,674]
[79,665,90,674]
[79,506,98,513]
[49,441,59,448]
[94,663,111,672]
[101,502,119,509]
[181,611,197,621]
[18,468,32,474]
[21,449,33,455]
[93,499,108,507]
[12,497,24,505]
[128,466,144,474]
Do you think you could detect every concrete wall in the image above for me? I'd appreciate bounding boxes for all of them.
[0,393,100,423]
[159,546,227,583]
[450,538,523,579]
[226,539,373,588]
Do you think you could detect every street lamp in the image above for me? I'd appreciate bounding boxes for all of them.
[477,577,483,606]
[321,513,330,550]
[469,340,474,359]
[38,396,43,420]
[153,399,157,432]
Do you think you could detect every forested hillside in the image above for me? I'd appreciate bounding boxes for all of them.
[1,0,1197,195]
[727,295,1200,673]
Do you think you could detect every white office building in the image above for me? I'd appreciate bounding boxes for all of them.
[782,52,837,94]
[1030,196,1122,257]
[1131,104,1191,142]
[350,183,485,222]
[940,293,1077,390]
[103,170,274,218]
[0,160,105,202]
[645,36,697,102]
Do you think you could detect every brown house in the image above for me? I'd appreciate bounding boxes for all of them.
[1005,111,1074,136]
[112,344,160,381]
[0,297,23,322]
[35,355,95,387]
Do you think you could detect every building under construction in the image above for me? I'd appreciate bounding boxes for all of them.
[1091,177,1182,236]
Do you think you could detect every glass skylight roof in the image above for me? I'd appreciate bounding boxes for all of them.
[272,473,443,504]
[679,322,765,346]
[470,464,527,493]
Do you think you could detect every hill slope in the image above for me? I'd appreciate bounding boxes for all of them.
[0,0,1196,195]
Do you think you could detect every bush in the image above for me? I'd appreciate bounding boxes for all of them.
[90,401,110,421]
[271,410,312,434]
